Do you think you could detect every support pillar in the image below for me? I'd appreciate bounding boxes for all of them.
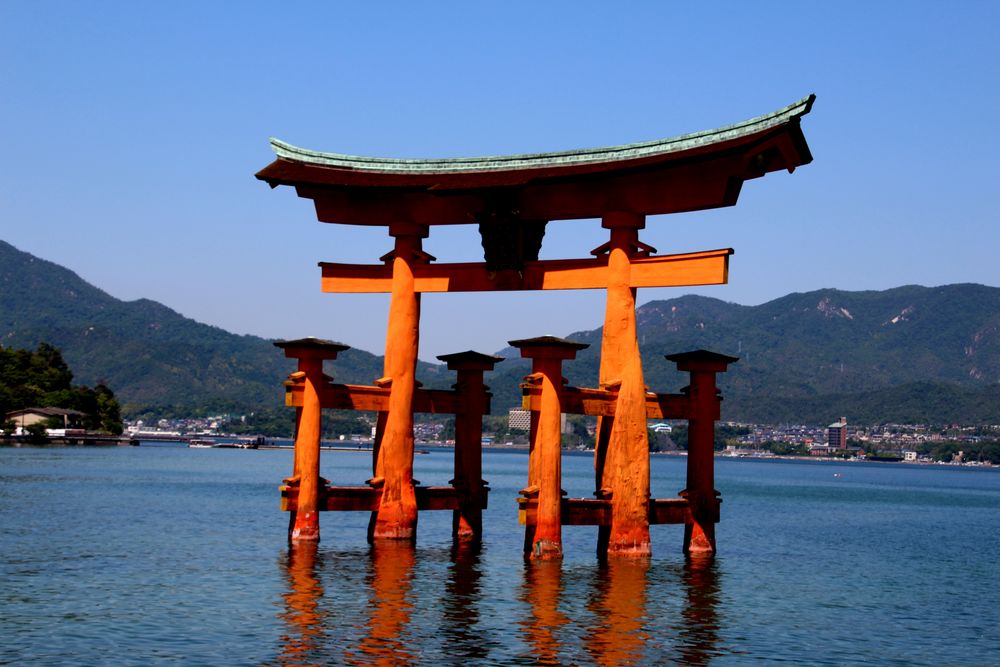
[594,211,652,557]
[437,351,503,542]
[372,223,430,540]
[511,336,588,560]
[666,350,738,557]
[275,338,349,542]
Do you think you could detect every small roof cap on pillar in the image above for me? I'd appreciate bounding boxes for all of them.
[274,337,350,359]
[508,335,589,360]
[436,350,504,371]
[665,349,739,372]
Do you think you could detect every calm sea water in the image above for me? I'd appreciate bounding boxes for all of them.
[2,444,998,666]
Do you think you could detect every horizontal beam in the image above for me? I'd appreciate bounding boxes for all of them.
[320,248,731,294]
[284,383,473,415]
[517,497,701,526]
[521,386,698,420]
[280,485,484,512]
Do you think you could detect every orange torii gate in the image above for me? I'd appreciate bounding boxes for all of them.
[258,95,814,557]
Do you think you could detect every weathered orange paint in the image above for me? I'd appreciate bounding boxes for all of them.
[666,350,738,557]
[533,356,564,559]
[519,384,693,420]
[275,338,348,542]
[282,382,463,413]
[512,336,587,560]
[437,351,502,542]
[319,248,731,293]
[291,355,323,541]
[595,212,652,558]
[371,226,426,540]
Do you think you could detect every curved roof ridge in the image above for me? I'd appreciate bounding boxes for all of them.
[269,94,814,174]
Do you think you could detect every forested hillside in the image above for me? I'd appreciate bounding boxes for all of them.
[4,240,999,424]
[0,240,448,415]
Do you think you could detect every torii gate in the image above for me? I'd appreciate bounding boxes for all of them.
[258,95,814,557]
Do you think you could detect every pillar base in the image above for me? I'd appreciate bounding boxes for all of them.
[530,538,563,561]
[453,513,480,542]
[290,511,320,542]
[606,536,652,558]
[683,523,716,557]
[371,499,418,541]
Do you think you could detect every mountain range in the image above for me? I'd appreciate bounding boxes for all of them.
[2,239,998,425]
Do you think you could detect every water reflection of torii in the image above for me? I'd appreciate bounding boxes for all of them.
[271,542,724,666]
[258,95,815,559]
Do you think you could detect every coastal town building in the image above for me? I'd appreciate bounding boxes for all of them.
[5,407,86,431]
[828,417,848,449]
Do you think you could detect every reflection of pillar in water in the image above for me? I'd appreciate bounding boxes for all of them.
[275,541,326,666]
[346,542,416,666]
[519,560,568,665]
[585,559,649,666]
[440,541,489,661]
[678,557,722,666]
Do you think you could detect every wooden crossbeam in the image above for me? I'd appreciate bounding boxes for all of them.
[283,382,469,415]
[319,248,732,294]
[520,386,698,420]
[517,497,701,526]
[281,484,480,512]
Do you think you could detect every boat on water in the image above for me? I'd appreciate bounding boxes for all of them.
[188,439,216,448]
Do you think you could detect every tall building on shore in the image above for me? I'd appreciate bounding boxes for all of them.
[828,417,848,449]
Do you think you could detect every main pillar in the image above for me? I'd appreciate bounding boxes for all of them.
[274,338,349,542]
[595,211,652,557]
[666,350,738,556]
[512,336,588,560]
[372,223,429,540]
[437,351,503,542]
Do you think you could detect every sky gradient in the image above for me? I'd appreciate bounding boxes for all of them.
[2,2,998,360]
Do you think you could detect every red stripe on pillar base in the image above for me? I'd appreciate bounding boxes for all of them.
[372,497,418,540]
[683,523,716,557]
[290,511,320,542]
[606,530,652,558]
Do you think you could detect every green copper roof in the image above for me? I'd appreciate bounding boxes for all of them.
[268,95,814,174]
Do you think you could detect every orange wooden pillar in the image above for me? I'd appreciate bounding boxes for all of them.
[437,350,503,542]
[666,350,738,556]
[594,211,652,558]
[275,338,349,542]
[512,336,588,560]
[371,223,429,541]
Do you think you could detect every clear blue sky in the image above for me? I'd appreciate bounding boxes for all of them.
[2,2,998,360]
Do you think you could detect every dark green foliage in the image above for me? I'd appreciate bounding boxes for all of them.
[24,422,48,443]
[766,442,810,456]
[0,342,124,434]
[914,440,1000,464]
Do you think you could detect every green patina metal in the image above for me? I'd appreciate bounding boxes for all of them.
[268,95,814,174]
